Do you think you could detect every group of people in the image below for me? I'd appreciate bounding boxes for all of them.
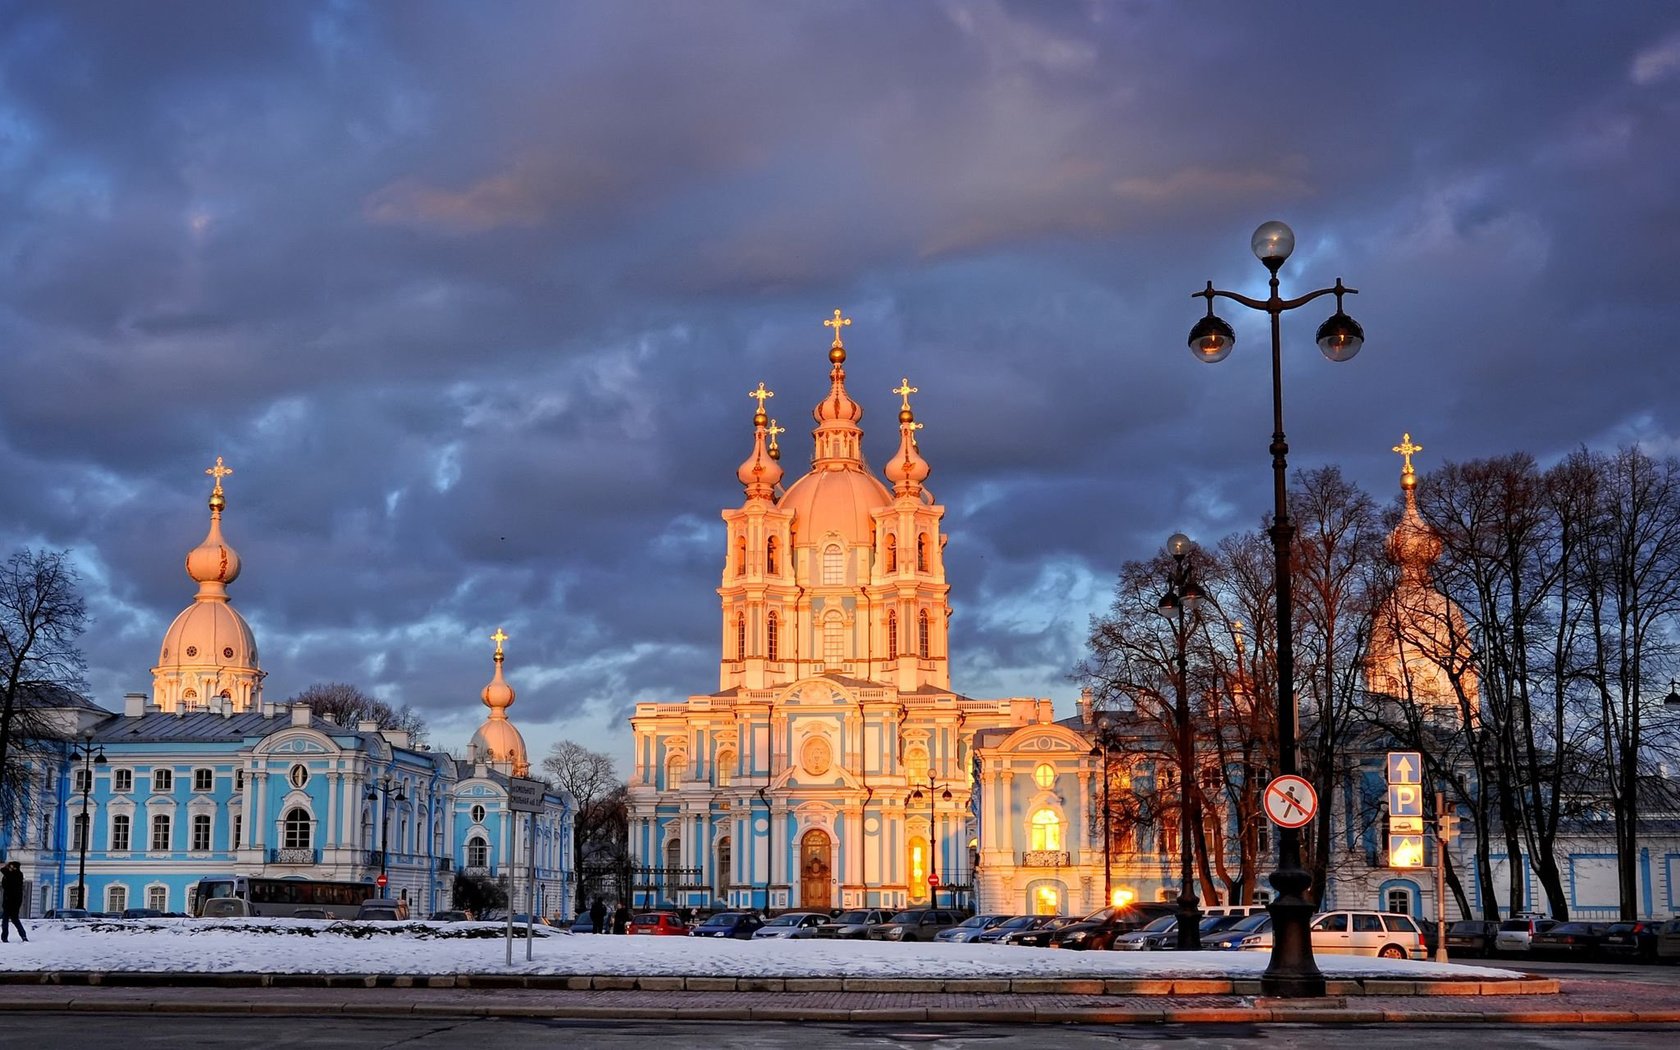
[587,897,632,934]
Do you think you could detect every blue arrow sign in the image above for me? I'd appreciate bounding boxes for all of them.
[1387,751,1423,785]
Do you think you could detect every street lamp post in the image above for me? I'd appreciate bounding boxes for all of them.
[911,777,952,908]
[1158,533,1204,951]
[365,775,407,892]
[1188,220,1364,997]
[1088,718,1113,908]
[73,728,107,911]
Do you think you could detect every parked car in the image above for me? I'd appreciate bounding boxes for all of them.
[1050,903,1175,951]
[197,899,250,919]
[1531,921,1611,959]
[290,907,331,919]
[1111,914,1177,951]
[691,911,764,939]
[752,912,829,940]
[867,909,963,942]
[1208,913,1273,951]
[935,913,1014,944]
[1601,921,1660,962]
[974,914,1052,945]
[1494,916,1559,956]
[1444,920,1501,958]
[1656,916,1680,963]
[428,910,469,923]
[1001,915,1079,947]
[120,908,165,919]
[355,898,411,921]
[42,908,91,920]
[815,908,892,939]
[629,911,688,936]
[570,913,598,934]
[1307,910,1426,959]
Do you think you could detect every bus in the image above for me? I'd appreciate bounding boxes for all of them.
[191,875,375,918]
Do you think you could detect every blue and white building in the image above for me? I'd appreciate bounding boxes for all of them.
[0,464,574,918]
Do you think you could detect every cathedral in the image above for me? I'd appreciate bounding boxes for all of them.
[627,313,1062,914]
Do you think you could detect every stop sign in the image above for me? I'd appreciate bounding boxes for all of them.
[376,873,388,889]
[927,873,940,887]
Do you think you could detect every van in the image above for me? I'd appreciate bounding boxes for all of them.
[355,898,411,921]
[1309,910,1425,959]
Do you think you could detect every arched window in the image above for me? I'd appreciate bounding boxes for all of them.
[917,533,929,572]
[766,537,778,574]
[908,835,929,897]
[665,837,681,871]
[191,813,212,851]
[467,835,488,868]
[822,612,844,668]
[1386,886,1414,915]
[665,752,688,788]
[1030,808,1062,851]
[918,610,931,658]
[735,613,746,662]
[886,611,898,656]
[905,746,929,783]
[823,544,844,584]
[735,534,746,576]
[717,837,732,893]
[283,808,312,849]
[766,612,779,661]
[150,813,172,851]
[716,750,735,787]
[885,534,897,572]
[111,813,131,852]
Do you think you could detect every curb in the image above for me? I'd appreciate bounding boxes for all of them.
[0,970,1560,998]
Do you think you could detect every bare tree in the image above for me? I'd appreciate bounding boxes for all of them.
[542,739,629,909]
[283,682,428,744]
[0,549,90,823]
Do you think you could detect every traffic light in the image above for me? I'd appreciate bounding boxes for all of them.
[1438,811,1458,842]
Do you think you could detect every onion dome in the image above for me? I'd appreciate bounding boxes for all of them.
[883,376,930,496]
[810,308,865,465]
[471,628,529,777]
[736,382,783,499]
[1388,433,1442,579]
[185,455,241,598]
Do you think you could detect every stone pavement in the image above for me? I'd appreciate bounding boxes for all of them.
[0,972,1675,1024]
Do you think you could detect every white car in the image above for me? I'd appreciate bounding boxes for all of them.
[1309,910,1425,959]
[751,911,829,939]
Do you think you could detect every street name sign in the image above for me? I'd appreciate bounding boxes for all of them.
[507,776,544,814]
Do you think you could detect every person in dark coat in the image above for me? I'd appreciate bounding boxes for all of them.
[1,861,26,943]
[589,897,607,934]
[611,901,630,935]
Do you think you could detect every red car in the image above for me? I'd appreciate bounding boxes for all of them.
[629,911,688,936]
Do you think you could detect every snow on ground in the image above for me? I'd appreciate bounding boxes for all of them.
[0,918,1527,981]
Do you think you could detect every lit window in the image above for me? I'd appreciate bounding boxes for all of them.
[909,836,928,895]
[666,752,688,787]
[905,746,929,783]
[1030,809,1062,851]
[823,545,844,584]
[282,808,311,849]
[1033,763,1055,790]
[716,751,735,787]
[1034,884,1060,915]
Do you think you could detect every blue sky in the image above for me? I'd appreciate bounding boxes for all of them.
[3,1,1678,770]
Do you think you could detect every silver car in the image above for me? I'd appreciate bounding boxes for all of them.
[1494,916,1557,955]
[751,912,829,940]
[815,908,892,939]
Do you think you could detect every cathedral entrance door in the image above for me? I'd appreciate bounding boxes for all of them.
[799,828,832,911]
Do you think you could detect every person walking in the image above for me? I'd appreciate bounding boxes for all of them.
[589,896,607,934]
[611,901,630,935]
[1,860,26,943]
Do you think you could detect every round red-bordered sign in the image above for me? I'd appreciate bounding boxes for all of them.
[376,873,389,889]
[1263,775,1318,829]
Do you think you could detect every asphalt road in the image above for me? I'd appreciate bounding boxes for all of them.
[1,1016,1676,1049]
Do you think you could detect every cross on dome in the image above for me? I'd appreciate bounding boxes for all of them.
[1392,432,1422,475]
[491,627,508,655]
[824,308,851,347]
[766,418,785,458]
[749,382,774,411]
[205,456,233,496]
[893,377,918,412]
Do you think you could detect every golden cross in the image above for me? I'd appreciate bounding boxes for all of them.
[490,627,509,655]
[205,456,233,495]
[749,382,774,412]
[824,308,851,347]
[766,418,785,450]
[1392,432,1423,475]
[893,377,918,412]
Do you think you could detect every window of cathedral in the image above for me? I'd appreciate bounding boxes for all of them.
[111,814,131,852]
[908,836,928,895]
[665,838,681,871]
[107,886,128,913]
[1029,808,1062,851]
[74,768,92,793]
[736,613,746,662]
[148,885,168,911]
[288,764,308,789]
[191,813,212,851]
[905,746,929,783]
[717,837,732,893]
[72,812,88,851]
[887,611,898,655]
[715,750,735,787]
[885,534,897,572]
[767,612,779,661]
[114,768,133,793]
[822,612,843,669]
[918,610,931,658]
[666,752,688,788]
[766,537,778,574]
[823,544,844,584]
[1033,883,1061,915]
[470,804,486,824]
[467,835,488,868]
[194,768,214,792]
[1386,886,1413,915]
[917,534,929,572]
[234,769,244,791]
[1033,763,1055,789]
[232,814,242,850]
[735,535,746,576]
[153,768,174,793]
[150,814,171,852]
[282,808,312,849]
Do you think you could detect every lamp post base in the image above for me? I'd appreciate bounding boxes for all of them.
[1261,864,1324,998]
[1175,891,1202,951]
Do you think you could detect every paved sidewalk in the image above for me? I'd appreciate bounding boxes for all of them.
[0,974,1674,1024]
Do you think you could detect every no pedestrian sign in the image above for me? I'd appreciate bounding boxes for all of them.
[1263,774,1318,829]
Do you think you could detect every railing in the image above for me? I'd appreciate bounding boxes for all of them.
[1018,850,1071,867]
[463,865,494,877]
[269,847,319,865]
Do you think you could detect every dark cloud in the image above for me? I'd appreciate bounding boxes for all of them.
[4,1,1679,767]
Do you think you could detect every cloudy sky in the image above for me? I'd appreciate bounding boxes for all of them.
[3,1,1678,771]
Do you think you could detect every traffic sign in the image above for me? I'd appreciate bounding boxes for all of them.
[376,873,388,889]
[1387,751,1422,785]
[1263,775,1318,829]
[928,872,940,887]
[1388,782,1423,817]
[1389,816,1424,834]
[1389,834,1425,868]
